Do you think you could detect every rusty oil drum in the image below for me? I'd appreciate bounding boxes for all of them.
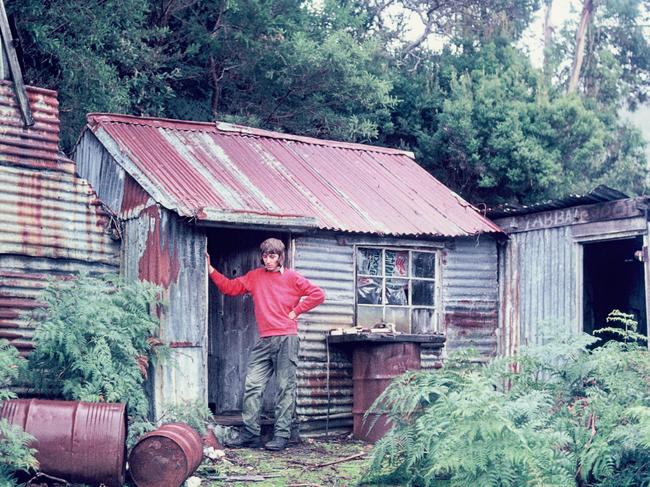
[0,398,127,487]
[128,422,203,487]
[352,342,421,442]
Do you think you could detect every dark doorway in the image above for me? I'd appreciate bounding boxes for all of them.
[207,229,290,417]
[582,236,647,341]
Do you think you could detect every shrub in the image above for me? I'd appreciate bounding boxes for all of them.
[364,313,650,486]
[0,340,37,486]
[27,273,169,430]
[158,400,214,435]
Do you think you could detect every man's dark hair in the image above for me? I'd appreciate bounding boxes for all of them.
[260,238,285,266]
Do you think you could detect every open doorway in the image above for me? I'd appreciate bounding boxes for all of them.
[582,236,647,341]
[207,228,290,421]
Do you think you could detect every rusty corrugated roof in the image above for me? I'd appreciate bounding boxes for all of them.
[487,185,632,219]
[85,113,502,237]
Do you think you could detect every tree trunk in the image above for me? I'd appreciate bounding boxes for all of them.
[210,56,221,118]
[568,0,594,93]
[542,0,554,79]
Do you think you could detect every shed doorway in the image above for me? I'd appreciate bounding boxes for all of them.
[582,236,647,341]
[207,229,290,421]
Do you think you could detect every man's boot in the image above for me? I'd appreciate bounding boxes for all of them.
[226,429,262,448]
[264,436,288,451]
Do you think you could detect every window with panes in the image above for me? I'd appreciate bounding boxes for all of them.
[355,247,438,333]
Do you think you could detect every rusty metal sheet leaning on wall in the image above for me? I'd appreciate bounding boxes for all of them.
[498,226,584,354]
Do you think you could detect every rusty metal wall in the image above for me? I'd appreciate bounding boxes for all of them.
[292,233,499,433]
[495,198,650,355]
[74,131,127,216]
[498,226,579,355]
[293,235,355,434]
[442,236,500,359]
[0,81,120,354]
[74,132,209,414]
[121,206,209,414]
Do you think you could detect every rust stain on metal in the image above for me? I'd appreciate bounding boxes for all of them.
[128,423,203,487]
[138,206,180,288]
[0,399,127,487]
[351,342,422,442]
[444,310,498,329]
[169,341,197,348]
[121,172,153,216]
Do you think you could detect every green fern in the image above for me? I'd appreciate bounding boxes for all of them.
[0,340,38,485]
[26,273,170,442]
[363,316,650,487]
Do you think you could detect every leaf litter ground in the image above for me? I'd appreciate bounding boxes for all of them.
[196,436,374,487]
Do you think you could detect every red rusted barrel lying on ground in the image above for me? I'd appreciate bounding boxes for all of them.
[352,342,421,442]
[0,399,127,487]
[128,422,203,487]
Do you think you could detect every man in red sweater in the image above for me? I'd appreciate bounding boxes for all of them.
[207,238,325,450]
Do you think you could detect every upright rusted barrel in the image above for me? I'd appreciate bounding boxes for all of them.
[352,342,421,442]
[128,422,203,487]
[0,399,127,487]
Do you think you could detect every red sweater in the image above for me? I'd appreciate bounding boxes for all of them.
[209,267,325,337]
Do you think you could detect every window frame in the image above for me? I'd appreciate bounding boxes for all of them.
[353,245,441,333]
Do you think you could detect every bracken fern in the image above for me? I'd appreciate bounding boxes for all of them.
[26,273,169,445]
[363,312,650,486]
[0,340,37,486]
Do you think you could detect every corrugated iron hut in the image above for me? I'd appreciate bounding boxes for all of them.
[0,9,120,355]
[73,113,503,434]
[491,187,650,355]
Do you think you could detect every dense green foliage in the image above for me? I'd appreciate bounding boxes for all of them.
[0,340,37,486]
[27,274,168,427]
[381,40,647,204]
[6,0,648,204]
[364,313,650,486]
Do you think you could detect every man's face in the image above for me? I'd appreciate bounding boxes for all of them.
[262,252,281,271]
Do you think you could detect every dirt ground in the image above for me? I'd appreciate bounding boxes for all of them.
[195,436,373,487]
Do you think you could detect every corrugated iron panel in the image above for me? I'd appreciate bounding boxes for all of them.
[503,227,578,352]
[488,185,630,219]
[442,237,499,358]
[75,130,156,221]
[121,207,208,412]
[0,165,119,263]
[81,113,502,237]
[0,256,118,354]
[293,236,354,431]
[0,81,120,355]
[0,81,75,174]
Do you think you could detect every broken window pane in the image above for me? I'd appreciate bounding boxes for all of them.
[385,307,410,333]
[412,281,435,306]
[385,250,408,277]
[357,276,382,304]
[413,252,435,278]
[357,306,383,327]
[357,248,382,276]
[386,278,408,305]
